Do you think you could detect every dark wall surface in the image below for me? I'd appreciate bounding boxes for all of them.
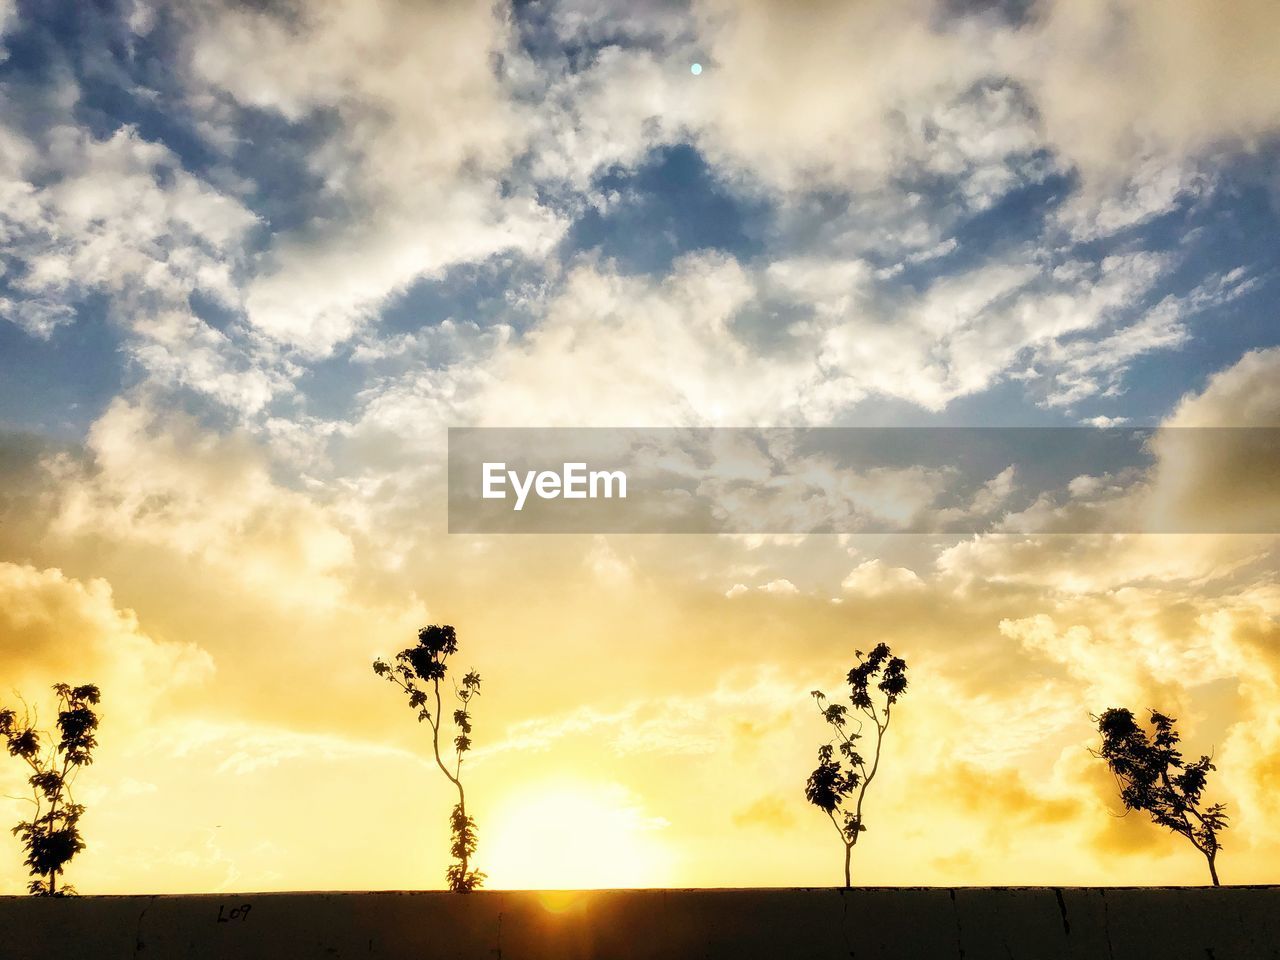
[1,886,1277,960]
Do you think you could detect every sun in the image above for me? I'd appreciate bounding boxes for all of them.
[483,781,675,890]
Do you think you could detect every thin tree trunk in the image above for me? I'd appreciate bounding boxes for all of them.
[1207,855,1220,886]
[430,676,472,889]
[457,781,469,884]
[844,843,852,888]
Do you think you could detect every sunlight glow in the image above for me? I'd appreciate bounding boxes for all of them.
[484,781,674,890]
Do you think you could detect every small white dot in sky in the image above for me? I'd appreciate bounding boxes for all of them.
[690,63,703,76]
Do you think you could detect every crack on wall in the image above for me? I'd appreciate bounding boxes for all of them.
[1102,889,1116,960]
[1054,888,1071,938]
[950,888,966,959]
[133,899,151,955]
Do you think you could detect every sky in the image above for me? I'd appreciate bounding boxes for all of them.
[0,0,1278,893]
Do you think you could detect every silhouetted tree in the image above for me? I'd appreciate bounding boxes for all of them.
[0,683,101,896]
[806,644,908,888]
[374,625,484,892]
[1093,707,1228,886]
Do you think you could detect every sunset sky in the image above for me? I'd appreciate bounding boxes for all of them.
[1,0,1279,893]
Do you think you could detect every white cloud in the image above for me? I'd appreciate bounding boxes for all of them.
[1054,158,1209,240]
[340,240,1190,453]
[1144,347,1280,534]
[1005,0,1280,185]
[1,124,252,304]
[45,398,357,608]
[841,560,924,596]
[1166,346,1280,429]
[689,0,1280,192]
[689,0,996,192]
[758,578,799,595]
[0,105,280,412]
[181,0,566,355]
[5,0,1264,433]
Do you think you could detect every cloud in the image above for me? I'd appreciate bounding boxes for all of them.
[3,0,1262,434]
[479,672,805,762]
[528,44,700,193]
[0,0,1276,892]
[157,720,415,778]
[758,578,800,595]
[1035,267,1260,407]
[1007,0,1280,184]
[0,100,278,412]
[932,760,1084,828]
[471,254,767,425]
[0,562,212,719]
[1052,157,1209,240]
[841,560,925,597]
[689,0,1280,191]
[1167,346,1280,428]
[44,398,357,609]
[1145,350,1280,534]
[4,386,1278,886]
[344,243,1187,447]
[0,1,16,41]
[180,0,565,355]
[1219,607,1280,852]
[689,0,997,191]
[998,605,1239,709]
[732,794,798,832]
[913,348,1280,549]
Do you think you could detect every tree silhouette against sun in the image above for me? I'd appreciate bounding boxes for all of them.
[374,625,484,892]
[806,644,908,888]
[1093,707,1228,886]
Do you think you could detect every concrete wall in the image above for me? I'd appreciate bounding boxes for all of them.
[1,887,1277,960]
